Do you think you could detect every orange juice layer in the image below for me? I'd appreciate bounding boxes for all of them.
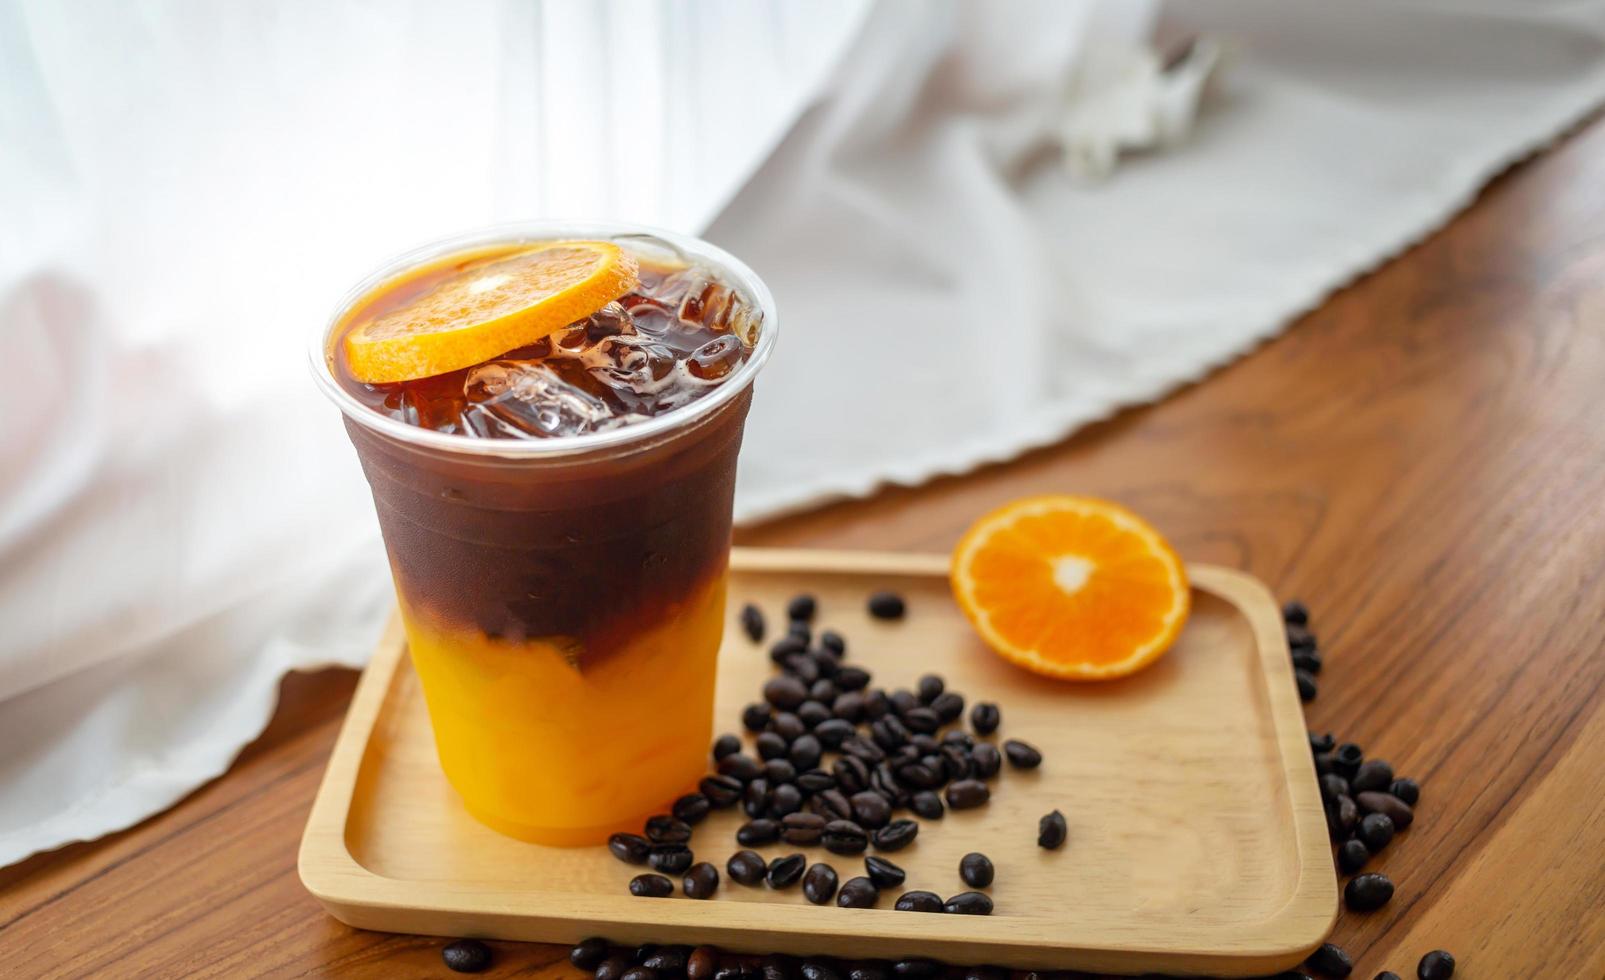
[399,573,726,846]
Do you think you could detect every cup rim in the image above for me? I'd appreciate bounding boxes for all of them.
[308,220,777,459]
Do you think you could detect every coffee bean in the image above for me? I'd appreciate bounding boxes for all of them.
[799,959,842,980]
[712,733,742,761]
[597,953,635,980]
[1389,777,1421,806]
[788,595,817,621]
[1293,650,1323,675]
[1286,624,1316,650]
[849,966,889,980]
[891,959,939,978]
[945,779,990,810]
[1003,739,1042,769]
[941,729,974,748]
[1337,838,1370,874]
[1306,942,1352,977]
[797,768,836,793]
[620,967,656,980]
[1282,600,1309,625]
[1356,791,1414,829]
[790,734,824,770]
[643,949,689,973]
[873,766,911,807]
[632,944,658,965]
[889,690,920,717]
[968,702,1001,736]
[1358,812,1396,852]
[630,873,674,897]
[943,891,993,915]
[609,832,651,864]
[1375,972,1402,980]
[571,938,610,971]
[770,783,803,818]
[1320,773,1352,803]
[810,678,840,704]
[767,853,807,888]
[1326,795,1359,841]
[815,718,856,750]
[727,850,767,886]
[773,712,808,742]
[836,666,871,692]
[843,735,887,764]
[930,692,965,724]
[959,969,1003,980]
[862,689,890,720]
[831,692,866,724]
[893,890,944,912]
[1352,759,1394,794]
[849,791,891,829]
[738,819,780,846]
[720,753,764,782]
[863,855,906,888]
[810,649,841,679]
[1344,872,1394,912]
[896,761,942,790]
[755,731,789,760]
[701,774,743,808]
[1038,809,1067,849]
[837,876,880,908]
[783,653,822,684]
[902,707,941,735]
[1309,731,1336,754]
[688,946,720,980]
[910,791,944,820]
[764,676,809,710]
[442,938,492,973]
[647,815,693,843]
[1295,669,1318,702]
[970,742,1002,779]
[742,703,772,733]
[740,604,766,643]
[673,793,711,826]
[1314,753,1336,776]
[819,629,846,656]
[1417,950,1455,979]
[782,812,826,845]
[650,844,693,874]
[763,759,798,786]
[872,819,919,851]
[959,852,994,888]
[1333,743,1364,779]
[916,674,944,703]
[868,592,906,619]
[817,788,854,821]
[684,862,720,899]
[823,820,869,854]
[872,716,911,751]
[797,700,833,729]
[743,779,772,818]
[801,862,839,904]
[832,756,870,794]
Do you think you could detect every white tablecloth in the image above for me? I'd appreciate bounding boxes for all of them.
[3,0,1604,867]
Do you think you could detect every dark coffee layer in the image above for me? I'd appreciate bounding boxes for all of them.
[346,388,750,668]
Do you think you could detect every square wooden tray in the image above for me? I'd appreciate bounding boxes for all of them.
[299,549,1336,976]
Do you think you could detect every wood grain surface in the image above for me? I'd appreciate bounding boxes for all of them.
[3,114,1605,980]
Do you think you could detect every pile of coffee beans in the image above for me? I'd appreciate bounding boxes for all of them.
[603,591,1062,913]
[442,596,1461,980]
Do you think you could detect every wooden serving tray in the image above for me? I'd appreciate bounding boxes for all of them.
[299,549,1335,976]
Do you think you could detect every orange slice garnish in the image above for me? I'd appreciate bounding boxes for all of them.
[950,496,1189,680]
[343,240,639,383]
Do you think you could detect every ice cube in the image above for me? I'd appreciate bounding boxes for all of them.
[687,335,743,381]
[580,335,681,397]
[463,360,611,437]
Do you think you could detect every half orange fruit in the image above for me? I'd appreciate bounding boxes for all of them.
[950,496,1189,680]
[343,240,639,383]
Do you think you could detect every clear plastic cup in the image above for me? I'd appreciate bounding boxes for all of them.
[310,223,776,845]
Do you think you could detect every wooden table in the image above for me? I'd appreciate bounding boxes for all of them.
[5,118,1605,980]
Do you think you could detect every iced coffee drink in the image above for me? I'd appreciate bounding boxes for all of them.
[312,226,774,845]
